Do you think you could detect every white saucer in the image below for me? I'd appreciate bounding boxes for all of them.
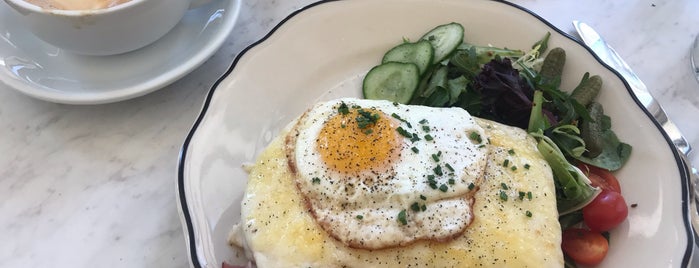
[0,0,241,105]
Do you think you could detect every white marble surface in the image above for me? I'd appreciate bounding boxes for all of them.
[1,0,698,267]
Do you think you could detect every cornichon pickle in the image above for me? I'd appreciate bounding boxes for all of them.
[539,47,566,86]
[581,102,604,158]
[571,74,602,107]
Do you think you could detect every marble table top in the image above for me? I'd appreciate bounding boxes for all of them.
[1,0,698,267]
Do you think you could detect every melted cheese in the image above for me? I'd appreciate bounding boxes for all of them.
[230,117,563,267]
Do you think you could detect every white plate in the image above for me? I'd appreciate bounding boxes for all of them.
[177,0,694,267]
[0,0,241,105]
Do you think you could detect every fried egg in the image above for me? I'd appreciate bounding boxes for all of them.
[229,100,563,267]
[286,98,488,249]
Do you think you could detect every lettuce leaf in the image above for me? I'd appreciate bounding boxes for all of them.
[531,131,601,214]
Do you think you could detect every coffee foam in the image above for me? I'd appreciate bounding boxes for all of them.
[24,0,132,10]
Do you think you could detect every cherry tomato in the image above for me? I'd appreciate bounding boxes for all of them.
[583,190,628,232]
[561,228,609,266]
[578,163,621,193]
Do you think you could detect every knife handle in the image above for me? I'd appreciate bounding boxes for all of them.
[646,99,692,155]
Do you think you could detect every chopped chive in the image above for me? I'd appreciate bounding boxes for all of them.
[448,178,455,185]
[469,132,483,143]
[468,183,475,190]
[433,165,443,176]
[393,102,399,106]
[424,134,434,141]
[526,211,533,217]
[508,149,515,155]
[411,133,421,142]
[419,119,428,124]
[527,191,533,200]
[312,177,320,184]
[421,204,427,211]
[429,182,438,189]
[439,184,448,192]
[431,154,440,162]
[391,113,412,128]
[397,210,407,225]
[363,129,373,135]
[478,144,486,148]
[524,164,531,170]
[341,124,346,128]
[518,191,526,200]
[356,215,364,220]
[422,125,430,132]
[410,202,421,212]
[503,159,509,167]
[511,166,517,171]
[445,163,455,172]
[499,190,508,201]
[411,147,419,153]
[396,127,412,138]
[338,102,349,115]
[501,183,508,190]
[427,174,435,181]
[420,195,427,200]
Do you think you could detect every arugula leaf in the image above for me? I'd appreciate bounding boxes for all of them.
[450,47,481,79]
[455,88,482,115]
[548,125,587,158]
[447,75,469,105]
[457,43,525,65]
[529,90,599,214]
[422,65,448,98]
[528,90,549,133]
[514,32,550,72]
[532,32,551,54]
[423,86,450,107]
[531,131,601,214]
[574,128,632,171]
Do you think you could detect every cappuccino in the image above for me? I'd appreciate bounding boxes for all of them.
[24,0,132,10]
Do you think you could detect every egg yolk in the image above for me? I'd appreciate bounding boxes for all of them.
[317,108,401,175]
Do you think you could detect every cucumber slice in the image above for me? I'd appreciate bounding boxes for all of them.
[420,22,464,64]
[382,40,434,75]
[362,62,420,104]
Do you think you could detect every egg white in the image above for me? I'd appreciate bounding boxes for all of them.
[286,98,489,249]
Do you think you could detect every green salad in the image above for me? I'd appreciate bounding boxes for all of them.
[362,22,632,267]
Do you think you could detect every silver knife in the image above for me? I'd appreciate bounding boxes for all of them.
[573,20,692,156]
[692,35,699,84]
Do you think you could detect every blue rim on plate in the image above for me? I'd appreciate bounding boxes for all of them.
[177,0,694,267]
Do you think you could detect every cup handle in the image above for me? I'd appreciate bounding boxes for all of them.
[189,0,216,9]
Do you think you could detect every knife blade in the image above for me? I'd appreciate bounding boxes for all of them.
[573,20,692,156]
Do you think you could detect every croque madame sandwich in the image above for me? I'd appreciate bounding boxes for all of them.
[228,98,563,267]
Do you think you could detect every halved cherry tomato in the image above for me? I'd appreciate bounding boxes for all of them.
[561,228,609,266]
[578,163,621,193]
[583,190,628,232]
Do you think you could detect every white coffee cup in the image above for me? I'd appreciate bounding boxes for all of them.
[3,0,214,56]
